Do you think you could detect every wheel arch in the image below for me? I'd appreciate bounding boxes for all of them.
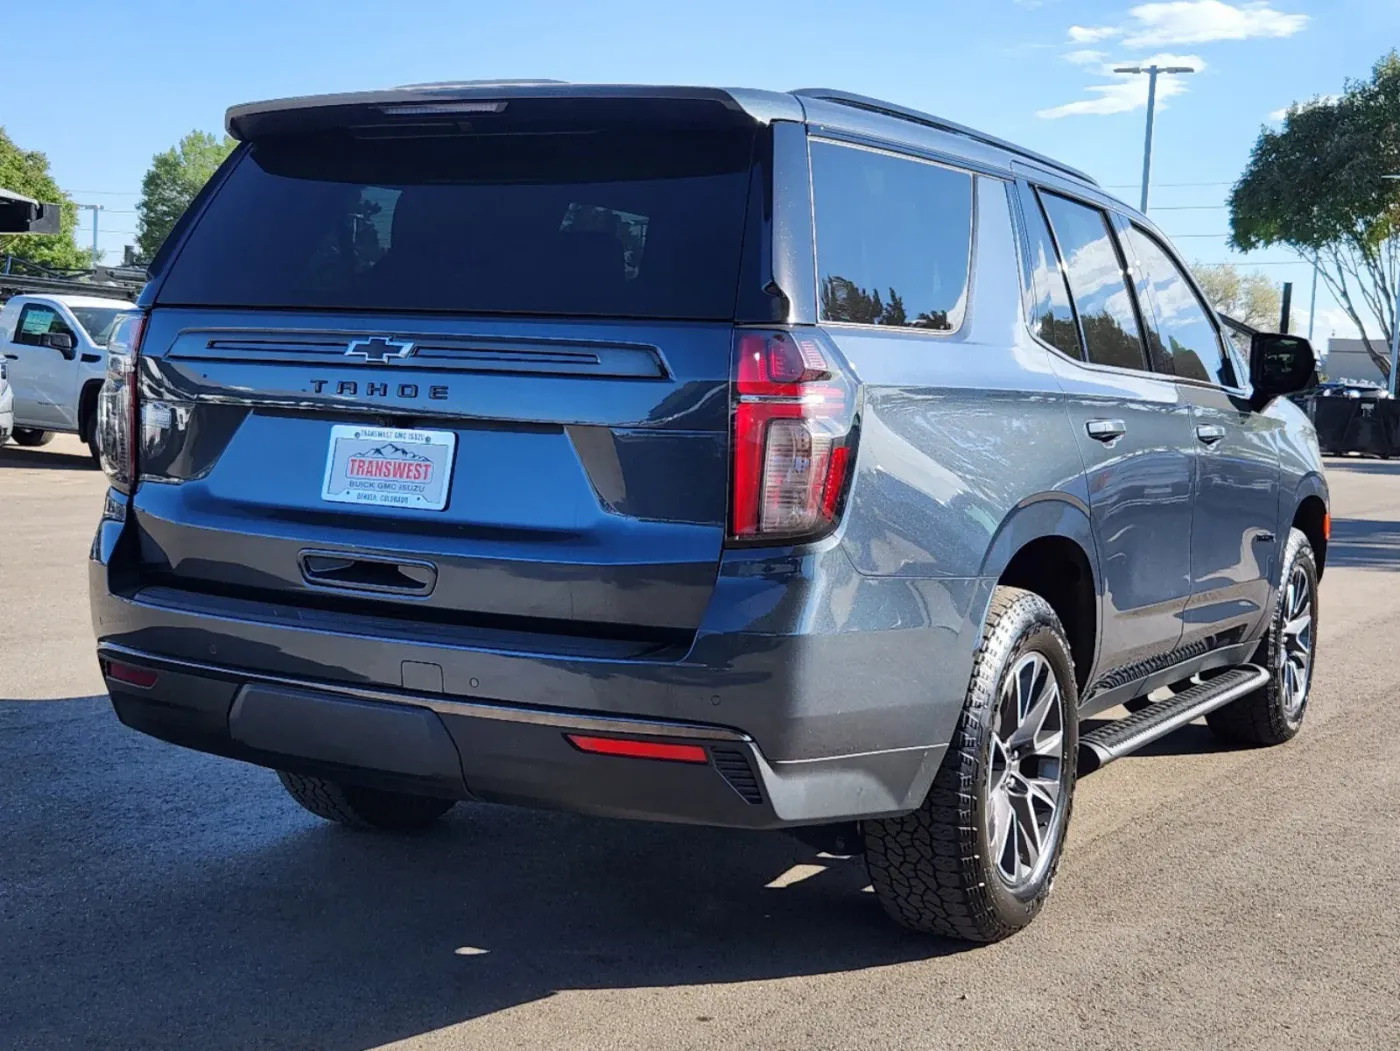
[78,378,103,443]
[1291,474,1329,578]
[978,494,1101,691]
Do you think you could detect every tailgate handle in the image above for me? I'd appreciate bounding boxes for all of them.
[299,550,437,597]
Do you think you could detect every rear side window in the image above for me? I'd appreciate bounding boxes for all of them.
[157,127,756,320]
[1124,226,1236,387]
[1019,189,1082,359]
[1038,191,1147,372]
[811,140,972,331]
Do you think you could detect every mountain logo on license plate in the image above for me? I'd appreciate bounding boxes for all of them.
[321,425,456,511]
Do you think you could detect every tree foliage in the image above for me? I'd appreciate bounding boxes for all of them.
[136,130,236,260]
[0,126,89,271]
[1190,263,1282,331]
[1230,51,1400,375]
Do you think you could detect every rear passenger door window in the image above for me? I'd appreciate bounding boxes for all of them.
[810,140,973,331]
[1017,187,1083,359]
[1038,191,1148,372]
[1123,226,1237,387]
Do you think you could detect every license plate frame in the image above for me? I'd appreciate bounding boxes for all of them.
[320,425,456,512]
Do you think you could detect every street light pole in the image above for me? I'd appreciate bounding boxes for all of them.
[1386,175,1400,395]
[75,203,103,269]
[1114,65,1196,213]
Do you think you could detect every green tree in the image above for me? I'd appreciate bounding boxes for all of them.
[1230,51,1400,377]
[1190,263,1283,330]
[0,126,88,271]
[136,130,236,260]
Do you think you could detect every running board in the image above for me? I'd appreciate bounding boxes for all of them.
[1079,664,1270,772]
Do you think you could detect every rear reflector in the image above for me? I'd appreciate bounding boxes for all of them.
[105,661,159,689]
[565,734,708,764]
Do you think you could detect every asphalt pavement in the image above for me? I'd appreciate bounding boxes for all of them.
[3,435,1398,1050]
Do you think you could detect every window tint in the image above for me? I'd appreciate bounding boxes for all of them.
[1125,226,1236,386]
[811,140,972,331]
[14,305,67,346]
[158,127,756,319]
[1019,190,1082,358]
[1038,192,1147,371]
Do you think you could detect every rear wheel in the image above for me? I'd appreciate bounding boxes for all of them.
[276,771,457,831]
[11,428,53,447]
[1207,528,1318,747]
[863,587,1078,942]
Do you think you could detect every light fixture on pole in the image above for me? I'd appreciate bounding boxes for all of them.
[1113,65,1196,213]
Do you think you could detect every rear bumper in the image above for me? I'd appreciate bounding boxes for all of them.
[90,514,991,828]
[100,643,945,828]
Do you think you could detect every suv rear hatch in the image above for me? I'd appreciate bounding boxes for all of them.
[127,93,775,654]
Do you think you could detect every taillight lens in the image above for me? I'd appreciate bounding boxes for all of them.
[97,312,145,492]
[729,329,858,542]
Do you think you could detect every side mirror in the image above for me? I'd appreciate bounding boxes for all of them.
[41,331,76,359]
[1250,333,1317,403]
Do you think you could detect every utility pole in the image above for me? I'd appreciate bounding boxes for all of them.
[1386,176,1400,395]
[1114,65,1196,213]
[75,203,103,268]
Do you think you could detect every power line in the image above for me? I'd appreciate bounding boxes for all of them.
[1150,204,1229,211]
[69,189,140,196]
[1103,180,1234,189]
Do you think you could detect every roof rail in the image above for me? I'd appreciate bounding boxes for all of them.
[790,88,1099,187]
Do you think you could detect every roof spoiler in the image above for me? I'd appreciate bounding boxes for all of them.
[225,84,805,140]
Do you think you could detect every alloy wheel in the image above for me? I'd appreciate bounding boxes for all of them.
[987,652,1066,889]
[1279,563,1314,720]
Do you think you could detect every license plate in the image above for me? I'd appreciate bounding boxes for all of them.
[321,425,456,511]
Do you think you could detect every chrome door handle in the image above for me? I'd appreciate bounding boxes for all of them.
[1195,424,1226,446]
[1086,419,1127,442]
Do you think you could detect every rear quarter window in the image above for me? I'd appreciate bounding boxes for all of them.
[810,140,972,332]
[156,127,756,320]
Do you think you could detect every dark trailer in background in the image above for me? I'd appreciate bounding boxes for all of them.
[0,187,61,235]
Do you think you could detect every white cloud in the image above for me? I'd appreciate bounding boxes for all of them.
[1038,54,1206,118]
[1268,94,1342,121]
[1120,1,1308,48]
[1065,48,1108,66]
[1069,25,1122,42]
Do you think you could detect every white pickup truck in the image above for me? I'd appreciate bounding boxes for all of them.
[0,293,135,461]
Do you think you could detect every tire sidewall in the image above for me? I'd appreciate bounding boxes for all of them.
[971,600,1079,917]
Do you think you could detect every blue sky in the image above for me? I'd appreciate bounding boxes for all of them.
[3,0,1393,341]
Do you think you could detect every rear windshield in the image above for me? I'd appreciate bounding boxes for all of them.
[157,127,756,320]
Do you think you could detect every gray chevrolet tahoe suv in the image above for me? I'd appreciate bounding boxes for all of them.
[89,82,1328,943]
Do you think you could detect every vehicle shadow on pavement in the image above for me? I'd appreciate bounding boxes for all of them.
[1,697,972,1051]
[1323,517,1400,570]
[0,445,95,472]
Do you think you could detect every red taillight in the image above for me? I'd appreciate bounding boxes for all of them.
[97,311,146,492]
[105,660,159,688]
[730,330,858,542]
[565,734,709,764]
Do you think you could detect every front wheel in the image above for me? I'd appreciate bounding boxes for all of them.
[11,428,53,447]
[276,771,457,831]
[863,586,1078,942]
[1207,528,1318,746]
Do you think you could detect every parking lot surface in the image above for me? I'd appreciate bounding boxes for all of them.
[3,435,1399,1050]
